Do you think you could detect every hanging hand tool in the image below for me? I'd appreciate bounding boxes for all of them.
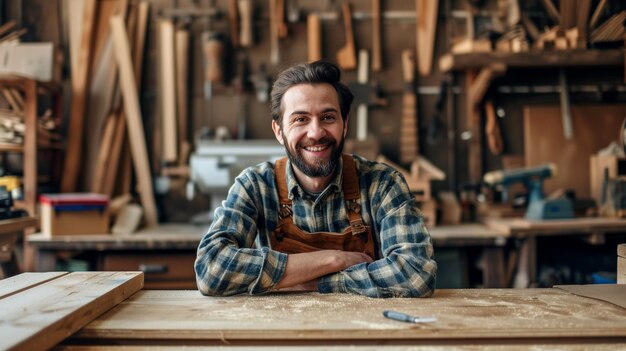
[484,100,504,155]
[202,31,224,99]
[371,0,382,72]
[415,0,438,76]
[269,0,280,64]
[276,0,288,38]
[228,0,239,47]
[238,0,253,47]
[336,2,357,70]
[399,49,418,165]
[251,63,272,103]
[347,50,387,142]
[558,69,574,139]
[307,13,321,62]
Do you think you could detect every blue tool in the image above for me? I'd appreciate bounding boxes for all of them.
[483,163,574,220]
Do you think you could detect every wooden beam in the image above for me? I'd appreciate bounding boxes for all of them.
[110,15,158,227]
[589,0,608,29]
[61,0,97,192]
[469,63,507,108]
[540,0,560,25]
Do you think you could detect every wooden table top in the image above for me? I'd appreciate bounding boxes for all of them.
[484,217,626,236]
[27,223,512,250]
[0,216,37,235]
[27,223,206,250]
[71,287,626,347]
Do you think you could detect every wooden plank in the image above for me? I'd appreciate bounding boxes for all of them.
[91,112,118,193]
[61,0,97,192]
[439,50,624,72]
[22,79,38,215]
[590,0,608,29]
[66,0,85,73]
[540,0,560,24]
[175,26,190,164]
[73,289,626,343]
[110,15,158,227]
[524,105,626,197]
[52,344,626,351]
[619,243,626,258]
[0,272,68,299]
[83,0,128,190]
[0,271,143,350]
[415,0,438,76]
[159,18,178,163]
[101,111,125,196]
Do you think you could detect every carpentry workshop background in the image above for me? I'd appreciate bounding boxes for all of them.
[0,0,625,291]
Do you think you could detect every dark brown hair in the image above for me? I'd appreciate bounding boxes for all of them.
[270,60,354,125]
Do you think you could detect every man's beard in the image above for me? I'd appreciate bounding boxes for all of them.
[283,134,344,178]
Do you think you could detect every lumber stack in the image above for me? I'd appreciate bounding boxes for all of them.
[60,0,157,228]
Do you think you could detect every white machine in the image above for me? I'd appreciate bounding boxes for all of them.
[187,139,285,213]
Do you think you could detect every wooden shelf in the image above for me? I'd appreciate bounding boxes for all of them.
[439,49,624,72]
[0,142,64,153]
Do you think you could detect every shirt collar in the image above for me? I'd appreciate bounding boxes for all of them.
[285,156,344,200]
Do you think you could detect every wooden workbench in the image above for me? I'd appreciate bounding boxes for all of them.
[483,217,626,288]
[3,272,625,349]
[27,223,510,289]
[27,224,204,289]
[64,287,626,348]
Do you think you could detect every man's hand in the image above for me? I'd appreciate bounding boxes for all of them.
[274,250,373,290]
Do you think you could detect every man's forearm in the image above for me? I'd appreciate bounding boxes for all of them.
[274,250,372,289]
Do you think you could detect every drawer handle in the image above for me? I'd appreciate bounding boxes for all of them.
[138,263,168,274]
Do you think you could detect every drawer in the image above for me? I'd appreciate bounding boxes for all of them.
[102,252,196,289]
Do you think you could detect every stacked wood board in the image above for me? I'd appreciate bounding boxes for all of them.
[0,271,143,350]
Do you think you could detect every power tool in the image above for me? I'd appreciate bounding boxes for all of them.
[483,164,574,220]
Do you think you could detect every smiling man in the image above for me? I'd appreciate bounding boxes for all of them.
[195,60,437,298]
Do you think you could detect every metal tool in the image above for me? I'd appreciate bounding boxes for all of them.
[483,164,575,220]
[383,310,437,324]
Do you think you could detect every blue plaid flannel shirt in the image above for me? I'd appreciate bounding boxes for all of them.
[195,154,437,298]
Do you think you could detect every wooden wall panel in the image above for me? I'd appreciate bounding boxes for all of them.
[524,104,626,198]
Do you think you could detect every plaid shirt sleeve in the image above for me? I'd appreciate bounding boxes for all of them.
[317,167,437,298]
[195,168,288,296]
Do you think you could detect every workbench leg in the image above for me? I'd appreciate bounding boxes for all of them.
[482,247,506,288]
[512,237,537,288]
[36,250,58,271]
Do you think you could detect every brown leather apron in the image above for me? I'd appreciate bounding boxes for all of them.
[270,154,376,259]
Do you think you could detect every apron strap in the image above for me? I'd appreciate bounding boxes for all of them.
[274,157,292,219]
[341,154,367,235]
